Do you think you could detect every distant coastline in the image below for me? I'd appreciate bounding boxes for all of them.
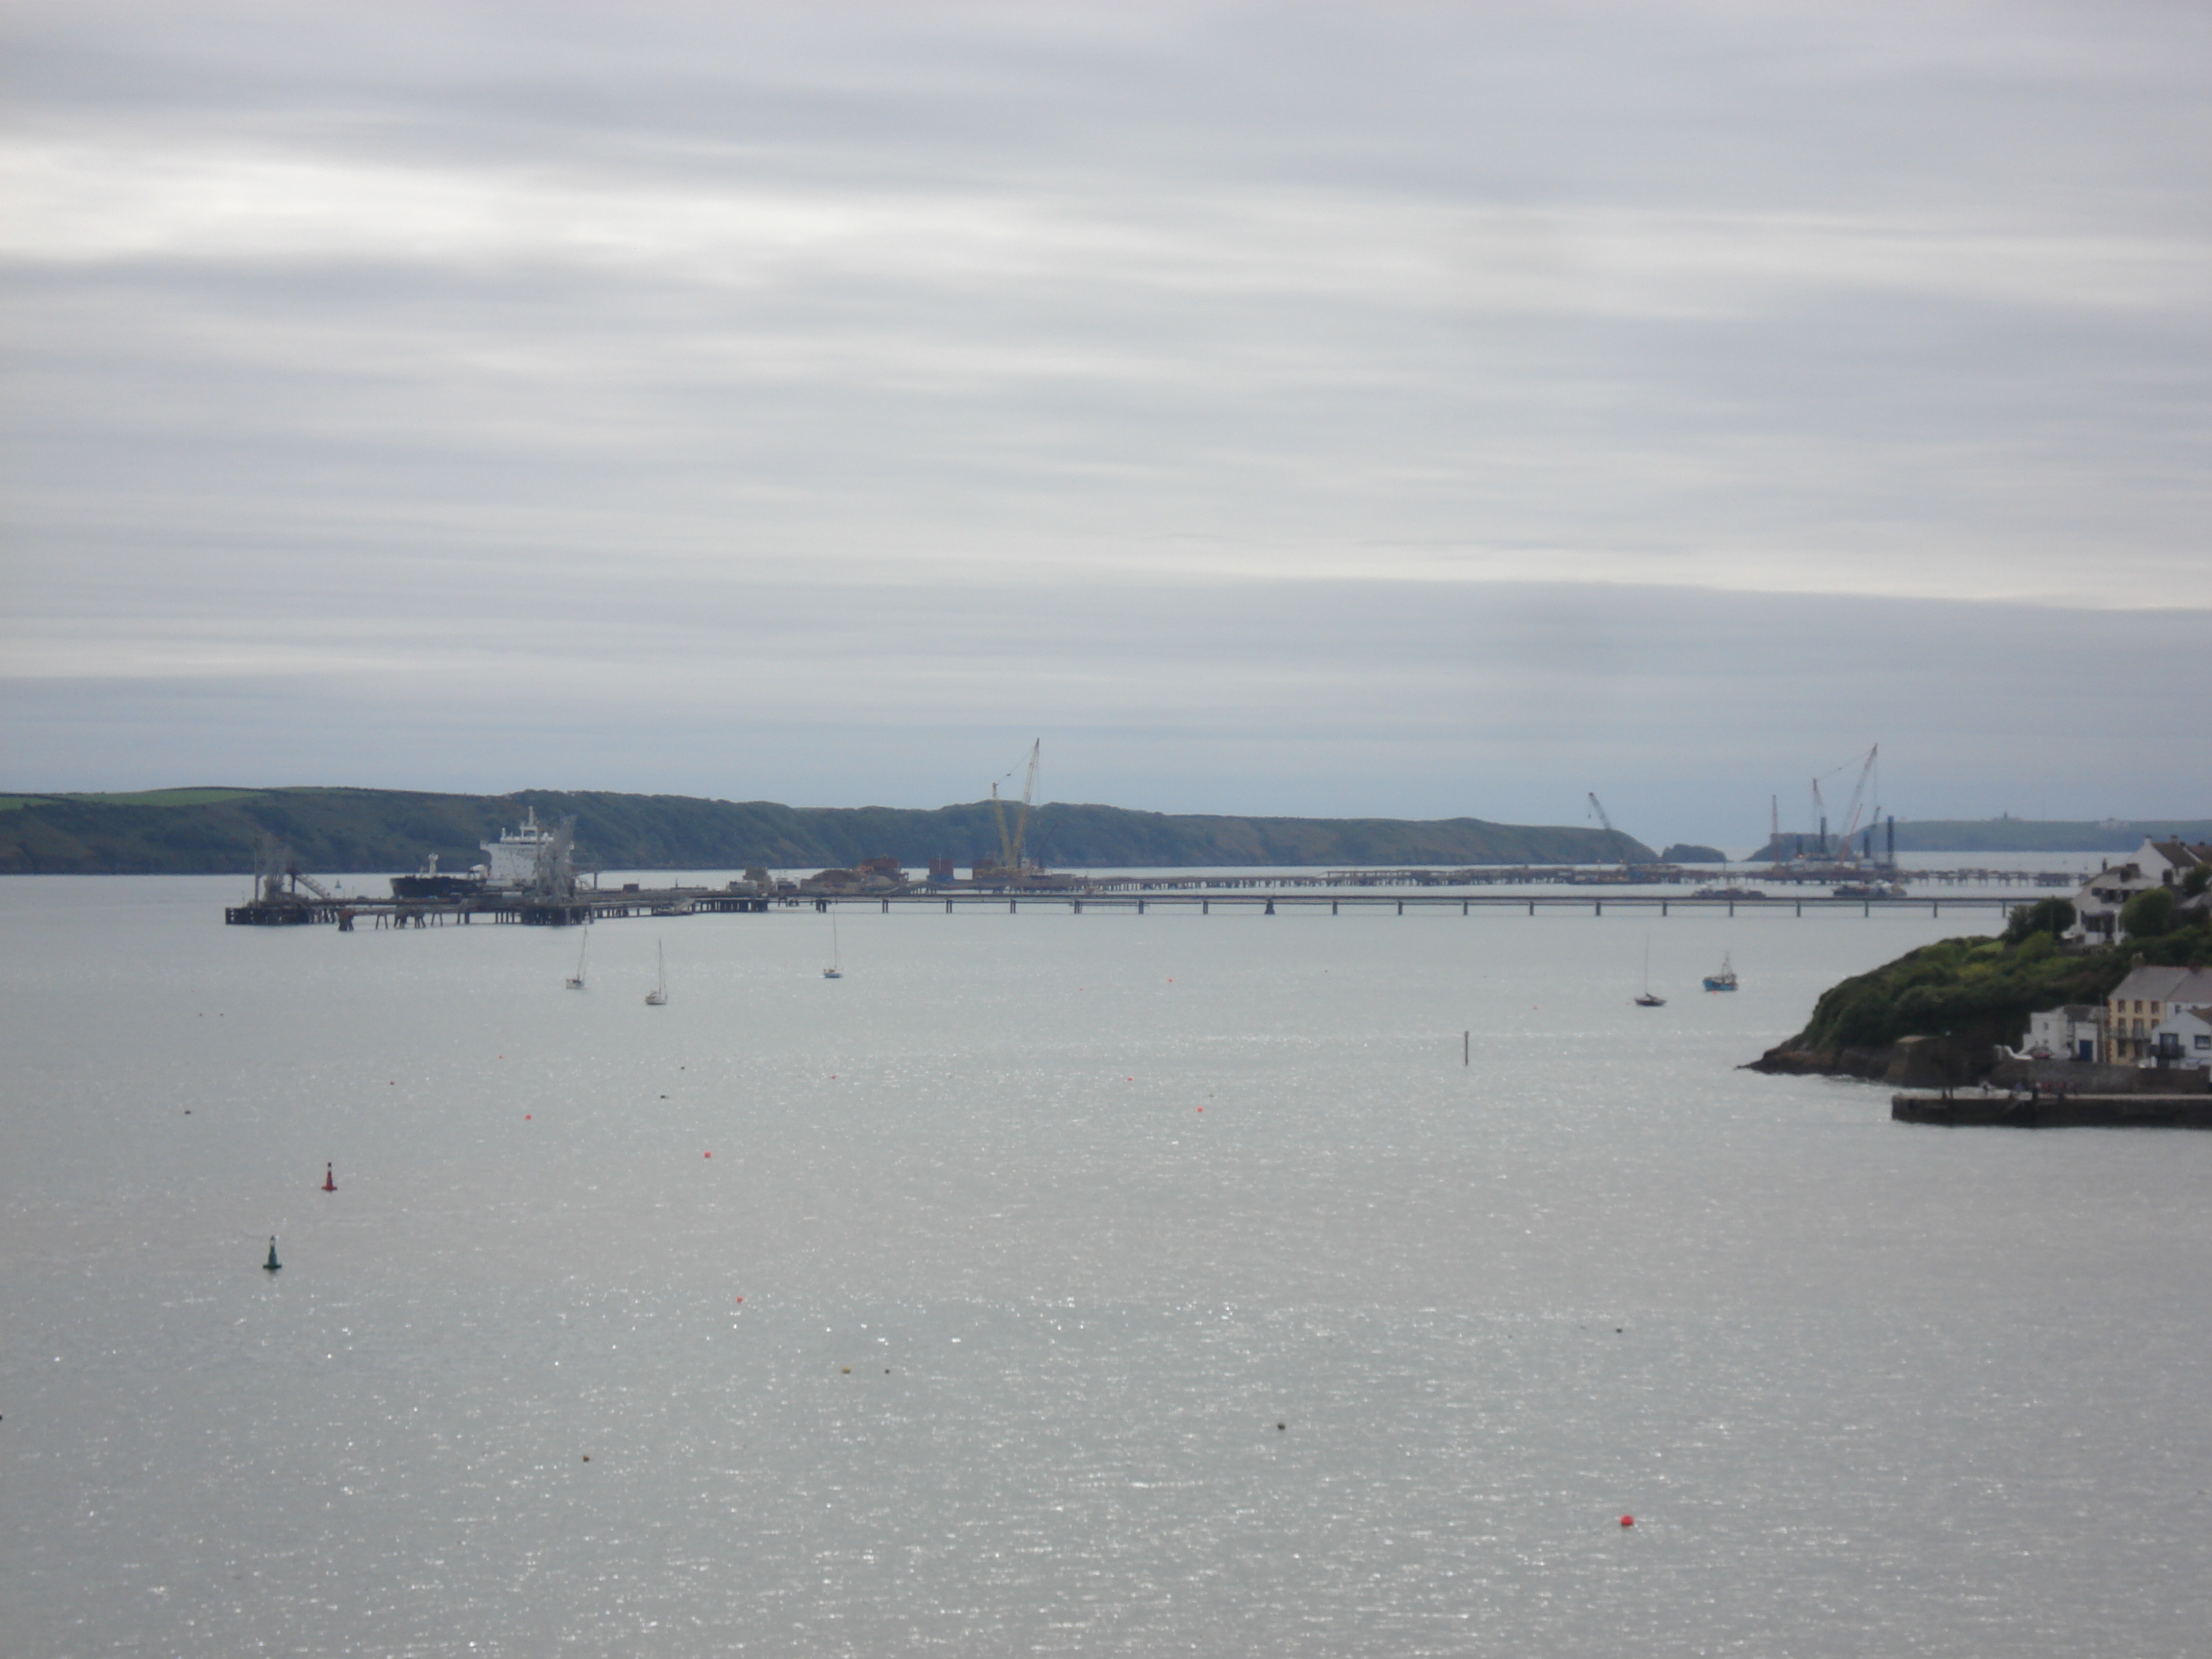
[1753,817,2212,859]
[0,786,1657,877]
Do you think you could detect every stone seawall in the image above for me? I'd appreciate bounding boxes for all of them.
[1892,1093,2212,1129]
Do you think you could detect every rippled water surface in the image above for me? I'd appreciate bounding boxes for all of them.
[4,877,2207,1657]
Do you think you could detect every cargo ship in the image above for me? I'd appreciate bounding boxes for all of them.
[388,807,558,899]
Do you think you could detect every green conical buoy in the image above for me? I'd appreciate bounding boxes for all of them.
[263,1236,282,1273]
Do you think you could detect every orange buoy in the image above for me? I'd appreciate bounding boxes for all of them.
[1620,1514,1635,1528]
[321,1162,336,1192]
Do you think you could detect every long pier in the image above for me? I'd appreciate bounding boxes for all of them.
[233,889,2026,928]
[804,892,2025,917]
[225,882,2048,928]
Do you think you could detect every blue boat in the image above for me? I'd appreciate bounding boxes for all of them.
[1703,954,1738,992]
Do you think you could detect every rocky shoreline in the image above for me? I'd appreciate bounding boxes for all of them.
[1749,1032,2203,1095]
[1745,1033,1992,1088]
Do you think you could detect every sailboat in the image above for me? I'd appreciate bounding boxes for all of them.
[1633,938,1666,1007]
[644,940,668,1005]
[1703,952,1738,992]
[565,928,588,990]
[822,912,844,980]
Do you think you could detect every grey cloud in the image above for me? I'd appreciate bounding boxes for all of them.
[2,2,2206,816]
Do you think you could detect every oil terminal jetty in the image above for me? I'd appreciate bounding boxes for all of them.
[222,807,2079,928]
[229,885,2043,928]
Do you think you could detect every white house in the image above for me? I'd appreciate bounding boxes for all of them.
[2148,1004,2212,1071]
[2024,1003,2103,1063]
[2067,838,2212,942]
[2105,965,2212,1064]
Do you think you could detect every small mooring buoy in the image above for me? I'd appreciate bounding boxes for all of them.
[1619,1514,1635,1528]
[321,1163,337,1193]
[263,1237,282,1273]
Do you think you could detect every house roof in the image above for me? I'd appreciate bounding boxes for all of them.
[2075,870,2154,902]
[2111,965,2212,1005]
[2149,840,2211,868]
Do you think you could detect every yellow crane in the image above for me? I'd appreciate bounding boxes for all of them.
[988,740,1042,876]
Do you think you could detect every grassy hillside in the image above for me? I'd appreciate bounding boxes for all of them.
[1755,902,2212,1078]
[0,787,1655,875]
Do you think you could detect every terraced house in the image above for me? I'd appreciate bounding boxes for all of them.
[2104,965,2212,1068]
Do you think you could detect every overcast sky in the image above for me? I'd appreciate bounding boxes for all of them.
[3,1,2207,845]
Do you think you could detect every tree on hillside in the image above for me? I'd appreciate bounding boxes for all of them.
[2002,897,2075,944]
[2121,886,2174,939]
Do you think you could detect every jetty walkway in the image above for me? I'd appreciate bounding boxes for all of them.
[228,887,2031,927]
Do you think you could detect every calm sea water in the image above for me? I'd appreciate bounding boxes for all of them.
[4,877,2207,1657]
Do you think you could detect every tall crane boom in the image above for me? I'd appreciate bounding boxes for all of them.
[1587,792,1629,868]
[1807,744,1880,862]
[1833,744,1880,850]
[1009,740,1040,872]
[988,740,1042,874]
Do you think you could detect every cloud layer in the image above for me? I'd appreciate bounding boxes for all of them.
[3,1,2207,833]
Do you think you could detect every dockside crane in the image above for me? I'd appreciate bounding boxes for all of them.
[1586,792,1632,871]
[988,740,1042,875]
[1833,744,1880,859]
[1809,745,1880,864]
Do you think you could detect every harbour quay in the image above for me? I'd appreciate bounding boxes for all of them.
[1894,1090,2212,1129]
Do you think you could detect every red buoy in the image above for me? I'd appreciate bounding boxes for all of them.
[321,1162,337,1192]
[1620,1514,1635,1528]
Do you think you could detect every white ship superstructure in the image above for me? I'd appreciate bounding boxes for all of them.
[482,806,557,887]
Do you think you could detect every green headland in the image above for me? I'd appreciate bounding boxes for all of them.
[1752,889,2212,1083]
[0,786,1655,876]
